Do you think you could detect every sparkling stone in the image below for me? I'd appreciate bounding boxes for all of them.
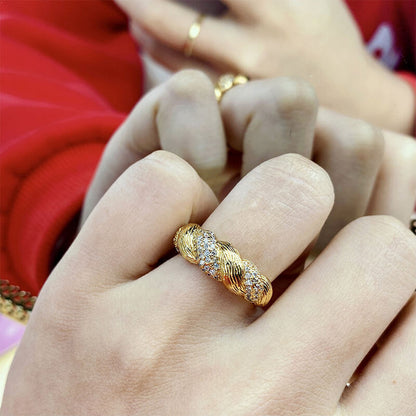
[218,74,234,91]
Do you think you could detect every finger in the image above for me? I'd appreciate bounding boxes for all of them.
[313,108,385,252]
[221,77,318,176]
[116,0,240,66]
[340,295,416,416]
[142,154,334,320]
[366,129,416,223]
[220,0,265,19]
[82,70,226,222]
[256,216,416,412]
[174,0,228,16]
[130,22,220,79]
[58,151,218,288]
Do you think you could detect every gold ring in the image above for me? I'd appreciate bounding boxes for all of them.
[184,14,205,57]
[174,224,273,307]
[214,73,249,102]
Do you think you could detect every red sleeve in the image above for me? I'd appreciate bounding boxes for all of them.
[0,0,143,295]
[346,0,416,136]
[346,0,415,72]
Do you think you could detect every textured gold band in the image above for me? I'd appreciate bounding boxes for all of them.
[174,224,273,306]
[184,14,205,57]
[214,73,248,102]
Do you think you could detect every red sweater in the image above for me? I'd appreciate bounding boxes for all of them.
[0,0,415,295]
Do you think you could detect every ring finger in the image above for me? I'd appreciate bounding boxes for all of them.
[138,153,334,323]
[313,108,385,251]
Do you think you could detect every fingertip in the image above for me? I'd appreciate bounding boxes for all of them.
[159,70,227,180]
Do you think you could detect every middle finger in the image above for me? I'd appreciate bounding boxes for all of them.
[142,153,334,323]
[221,77,318,176]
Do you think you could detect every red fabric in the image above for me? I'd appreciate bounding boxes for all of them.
[0,0,143,294]
[347,0,416,109]
[347,0,415,71]
[0,0,414,295]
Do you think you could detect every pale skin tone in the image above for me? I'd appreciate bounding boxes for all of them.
[82,71,416,252]
[2,72,416,416]
[85,1,416,249]
[116,0,416,135]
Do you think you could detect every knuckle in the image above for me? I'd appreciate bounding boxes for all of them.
[344,119,384,159]
[346,215,407,242]
[126,150,200,195]
[390,135,416,165]
[346,215,416,284]
[32,277,92,343]
[166,70,214,103]
[348,214,406,235]
[249,78,318,122]
[255,154,334,209]
[272,77,318,115]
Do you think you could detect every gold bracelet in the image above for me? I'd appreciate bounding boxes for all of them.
[0,280,36,324]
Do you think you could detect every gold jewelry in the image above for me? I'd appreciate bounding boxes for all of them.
[0,279,36,324]
[214,73,248,102]
[174,224,273,306]
[184,14,205,57]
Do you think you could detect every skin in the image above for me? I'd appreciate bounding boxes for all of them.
[116,0,415,135]
[2,1,415,411]
[82,71,416,252]
[2,150,416,415]
[2,71,416,416]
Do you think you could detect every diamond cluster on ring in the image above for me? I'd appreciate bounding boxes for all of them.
[196,231,221,281]
[243,260,262,303]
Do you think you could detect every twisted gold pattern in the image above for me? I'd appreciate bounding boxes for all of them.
[174,224,272,306]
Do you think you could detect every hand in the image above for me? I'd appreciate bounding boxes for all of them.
[3,149,416,415]
[81,70,416,253]
[117,0,415,134]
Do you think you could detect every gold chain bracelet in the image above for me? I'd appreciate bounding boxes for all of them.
[0,280,36,324]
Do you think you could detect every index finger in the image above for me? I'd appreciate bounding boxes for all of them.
[82,70,226,222]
